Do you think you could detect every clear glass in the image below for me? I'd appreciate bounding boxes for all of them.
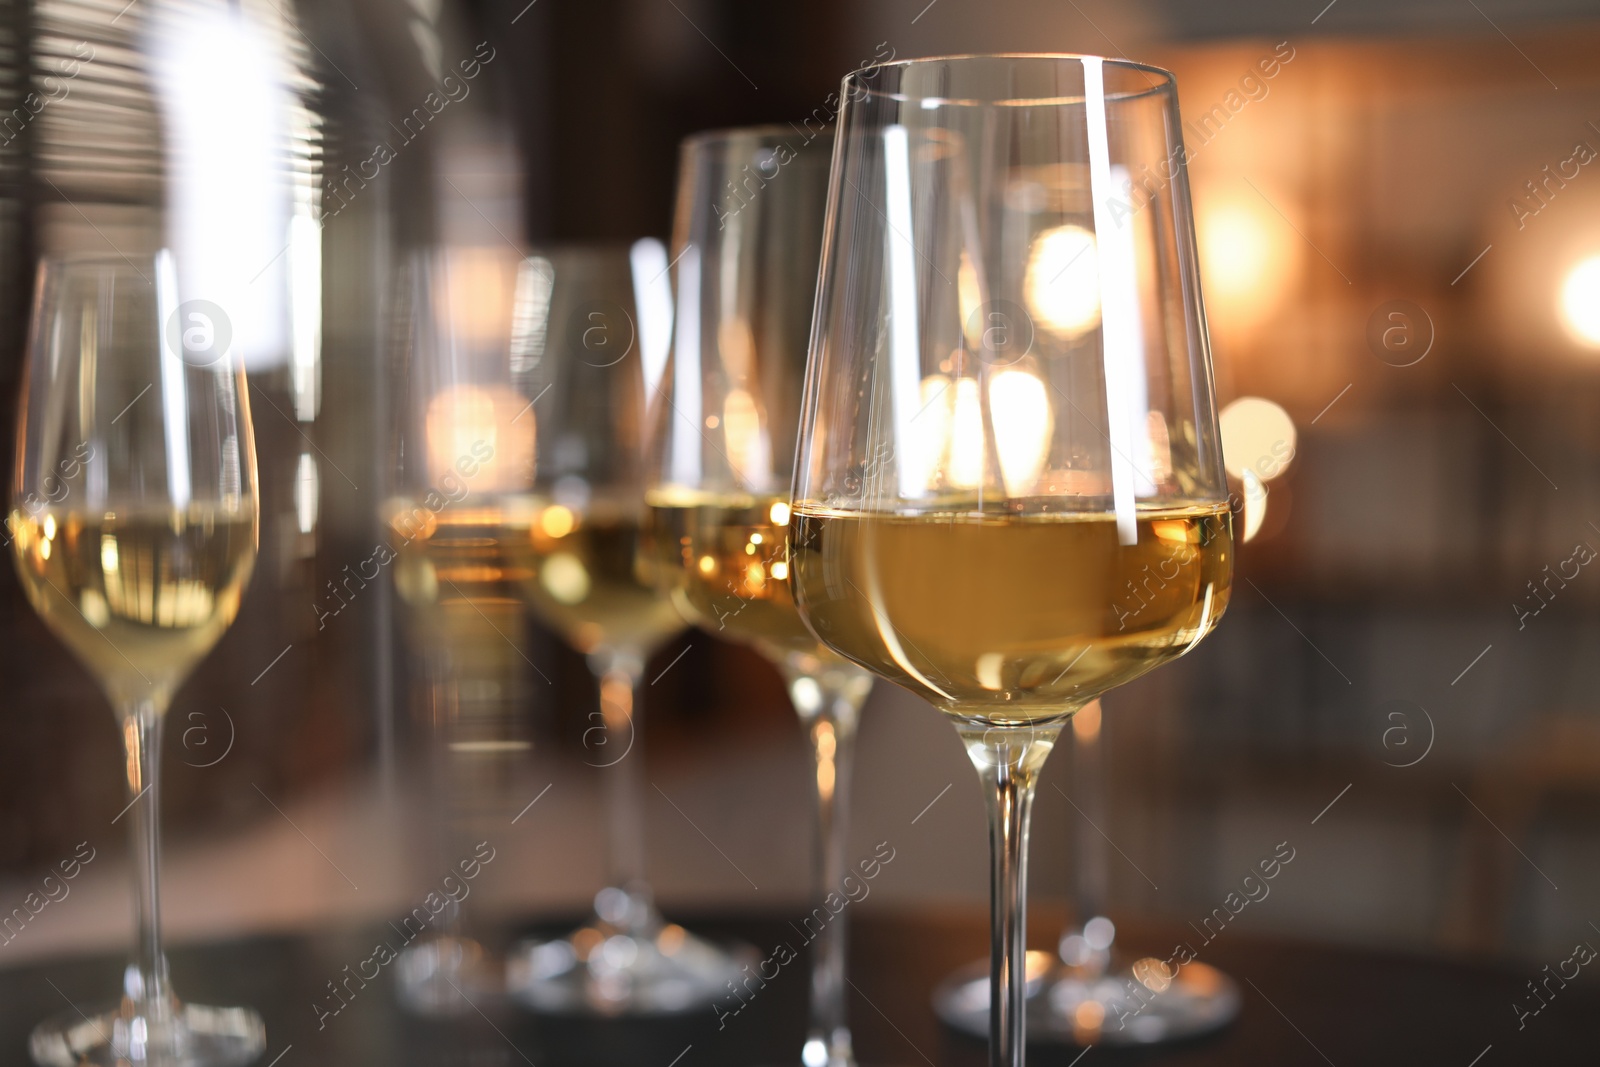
[790,55,1234,1067]
[503,244,750,1014]
[647,125,874,1067]
[9,254,261,1066]
[385,246,545,1014]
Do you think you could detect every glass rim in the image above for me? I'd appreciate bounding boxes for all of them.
[38,250,160,271]
[680,122,836,152]
[843,52,1176,107]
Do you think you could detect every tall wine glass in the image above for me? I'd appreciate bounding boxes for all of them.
[385,246,544,1013]
[647,126,874,1067]
[10,253,262,1066]
[505,244,750,1013]
[790,56,1234,1067]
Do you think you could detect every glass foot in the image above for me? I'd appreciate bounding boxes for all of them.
[30,997,265,1067]
[507,887,754,1014]
[396,935,502,1016]
[933,947,1240,1046]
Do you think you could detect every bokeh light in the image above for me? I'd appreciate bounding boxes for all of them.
[1560,255,1600,346]
[1219,396,1296,482]
[1024,225,1101,340]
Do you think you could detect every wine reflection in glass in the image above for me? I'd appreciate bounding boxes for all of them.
[10,253,263,1066]
[789,56,1234,1067]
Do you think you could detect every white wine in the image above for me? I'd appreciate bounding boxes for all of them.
[502,499,682,658]
[646,488,845,666]
[790,502,1232,722]
[386,503,529,636]
[9,507,256,711]
[385,501,536,765]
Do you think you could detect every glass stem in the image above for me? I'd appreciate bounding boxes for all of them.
[122,699,171,1012]
[783,662,871,1067]
[594,651,651,923]
[960,722,1061,1067]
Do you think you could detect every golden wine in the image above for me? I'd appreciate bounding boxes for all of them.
[9,507,256,711]
[646,488,842,665]
[789,502,1232,721]
[503,500,682,658]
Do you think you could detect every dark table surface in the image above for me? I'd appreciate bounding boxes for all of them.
[0,906,1588,1065]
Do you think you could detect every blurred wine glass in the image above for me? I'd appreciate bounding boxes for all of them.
[385,246,544,1014]
[790,55,1234,1067]
[504,243,752,1014]
[11,252,262,1067]
[646,125,876,1067]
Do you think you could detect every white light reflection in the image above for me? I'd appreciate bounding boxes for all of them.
[1241,468,1268,542]
[289,213,321,420]
[154,250,191,509]
[151,5,291,370]
[630,238,674,396]
[1083,60,1142,543]
[668,245,704,486]
[883,124,925,501]
[294,451,319,534]
[511,256,554,375]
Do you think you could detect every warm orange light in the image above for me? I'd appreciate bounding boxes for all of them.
[1198,195,1294,328]
[722,387,769,487]
[990,370,1054,495]
[435,247,521,346]
[424,383,534,494]
[905,371,1053,495]
[1073,699,1102,741]
[1560,255,1600,346]
[1024,225,1101,339]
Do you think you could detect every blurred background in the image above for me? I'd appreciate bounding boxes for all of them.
[0,0,1598,996]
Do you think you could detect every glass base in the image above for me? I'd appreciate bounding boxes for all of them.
[933,948,1240,1046]
[29,998,265,1067]
[396,935,501,1016]
[507,887,754,1015]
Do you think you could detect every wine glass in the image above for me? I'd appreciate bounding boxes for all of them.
[10,253,262,1066]
[646,126,874,1067]
[385,246,545,1013]
[933,700,1241,1045]
[789,55,1234,1067]
[504,243,752,1014]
